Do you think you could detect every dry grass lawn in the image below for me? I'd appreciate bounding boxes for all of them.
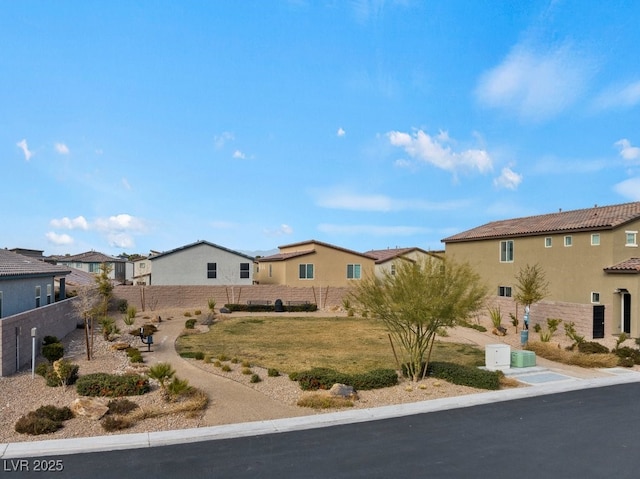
[176,315,484,374]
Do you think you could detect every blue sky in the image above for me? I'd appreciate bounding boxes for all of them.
[3,1,640,257]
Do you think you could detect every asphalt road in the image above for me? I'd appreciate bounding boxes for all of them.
[8,382,640,479]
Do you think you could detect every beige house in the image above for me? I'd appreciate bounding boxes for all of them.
[365,247,444,278]
[442,202,640,339]
[254,240,376,287]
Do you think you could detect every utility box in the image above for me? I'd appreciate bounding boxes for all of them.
[485,344,511,371]
[511,350,536,368]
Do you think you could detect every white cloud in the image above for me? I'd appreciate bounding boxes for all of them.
[263,224,294,237]
[55,142,70,155]
[45,232,74,245]
[337,127,346,137]
[122,178,132,190]
[16,139,33,161]
[493,167,523,190]
[232,150,246,159]
[313,187,470,212]
[107,233,135,249]
[387,129,492,174]
[594,81,640,110]
[94,214,146,233]
[318,223,430,236]
[615,139,640,161]
[476,43,591,121]
[214,131,234,149]
[50,216,89,230]
[614,177,640,200]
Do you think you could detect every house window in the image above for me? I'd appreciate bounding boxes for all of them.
[347,264,361,280]
[139,263,146,269]
[35,286,41,308]
[0,291,3,318]
[591,234,600,246]
[390,264,396,275]
[240,263,250,279]
[498,286,512,297]
[46,284,52,304]
[89,262,100,273]
[591,292,600,303]
[500,240,514,262]
[545,237,552,248]
[299,263,314,280]
[268,264,273,277]
[626,231,638,247]
[564,236,572,247]
[207,262,217,279]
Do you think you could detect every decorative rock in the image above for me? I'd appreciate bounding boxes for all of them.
[328,383,358,399]
[70,397,109,420]
[220,307,231,314]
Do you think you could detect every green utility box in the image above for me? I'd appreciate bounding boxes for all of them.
[511,350,536,368]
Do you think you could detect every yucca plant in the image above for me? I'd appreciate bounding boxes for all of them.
[147,362,176,390]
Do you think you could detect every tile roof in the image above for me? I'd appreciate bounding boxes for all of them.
[0,249,71,278]
[256,250,316,262]
[149,240,255,261]
[604,258,640,274]
[364,247,443,264]
[442,202,640,243]
[50,251,125,263]
[278,239,376,260]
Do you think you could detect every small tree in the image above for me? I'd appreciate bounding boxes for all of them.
[71,285,100,360]
[352,257,488,382]
[513,263,549,328]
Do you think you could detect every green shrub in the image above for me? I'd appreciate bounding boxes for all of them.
[267,368,280,377]
[614,346,640,365]
[126,347,144,363]
[184,311,192,317]
[76,373,150,397]
[241,360,251,367]
[35,362,50,378]
[147,362,176,390]
[166,377,191,399]
[194,310,202,316]
[250,374,261,383]
[194,351,205,360]
[117,299,129,313]
[42,342,64,363]
[52,360,79,386]
[42,335,60,345]
[427,361,501,390]
[221,364,232,372]
[241,367,252,375]
[578,342,610,354]
[290,367,398,391]
[185,318,197,329]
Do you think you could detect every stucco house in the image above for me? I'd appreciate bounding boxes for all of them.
[365,247,444,278]
[149,240,255,286]
[50,251,132,284]
[442,201,640,339]
[0,249,71,318]
[254,239,376,287]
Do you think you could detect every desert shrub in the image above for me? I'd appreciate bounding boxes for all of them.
[614,346,640,365]
[35,405,74,422]
[126,347,144,363]
[349,369,398,390]
[221,364,231,372]
[578,342,610,354]
[76,373,150,397]
[147,362,176,390]
[101,416,134,432]
[123,305,137,326]
[15,414,63,435]
[184,311,192,317]
[527,341,618,368]
[230,357,239,364]
[42,335,60,345]
[217,353,230,361]
[194,310,202,316]
[107,399,139,415]
[267,368,280,377]
[250,374,261,383]
[166,377,192,400]
[117,299,129,313]
[52,360,79,386]
[203,354,212,364]
[459,320,487,332]
[488,306,503,329]
[213,360,222,367]
[179,351,205,359]
[241,367,252,375]
[35,362,50,377]
[297,394,354,409]
[427,362,501,390]
[194,351,205,360]
[140,324,158,337]
[42,342,64,363]
[15,405,73,435]
[241,360,251,367]
[290,367,397,391]
[285,303,318,313]
[185,318,197,329]
[99,317,120,340]
[564,322,585,350]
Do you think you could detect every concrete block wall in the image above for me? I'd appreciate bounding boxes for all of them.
[486,296,594,339]
[113,285,353,312]
[0,298,79,376]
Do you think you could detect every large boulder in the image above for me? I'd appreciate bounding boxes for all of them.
[70,397,109,420]
[328,383,358,399]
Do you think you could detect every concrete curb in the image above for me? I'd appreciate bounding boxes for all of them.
[3,371,640,459]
